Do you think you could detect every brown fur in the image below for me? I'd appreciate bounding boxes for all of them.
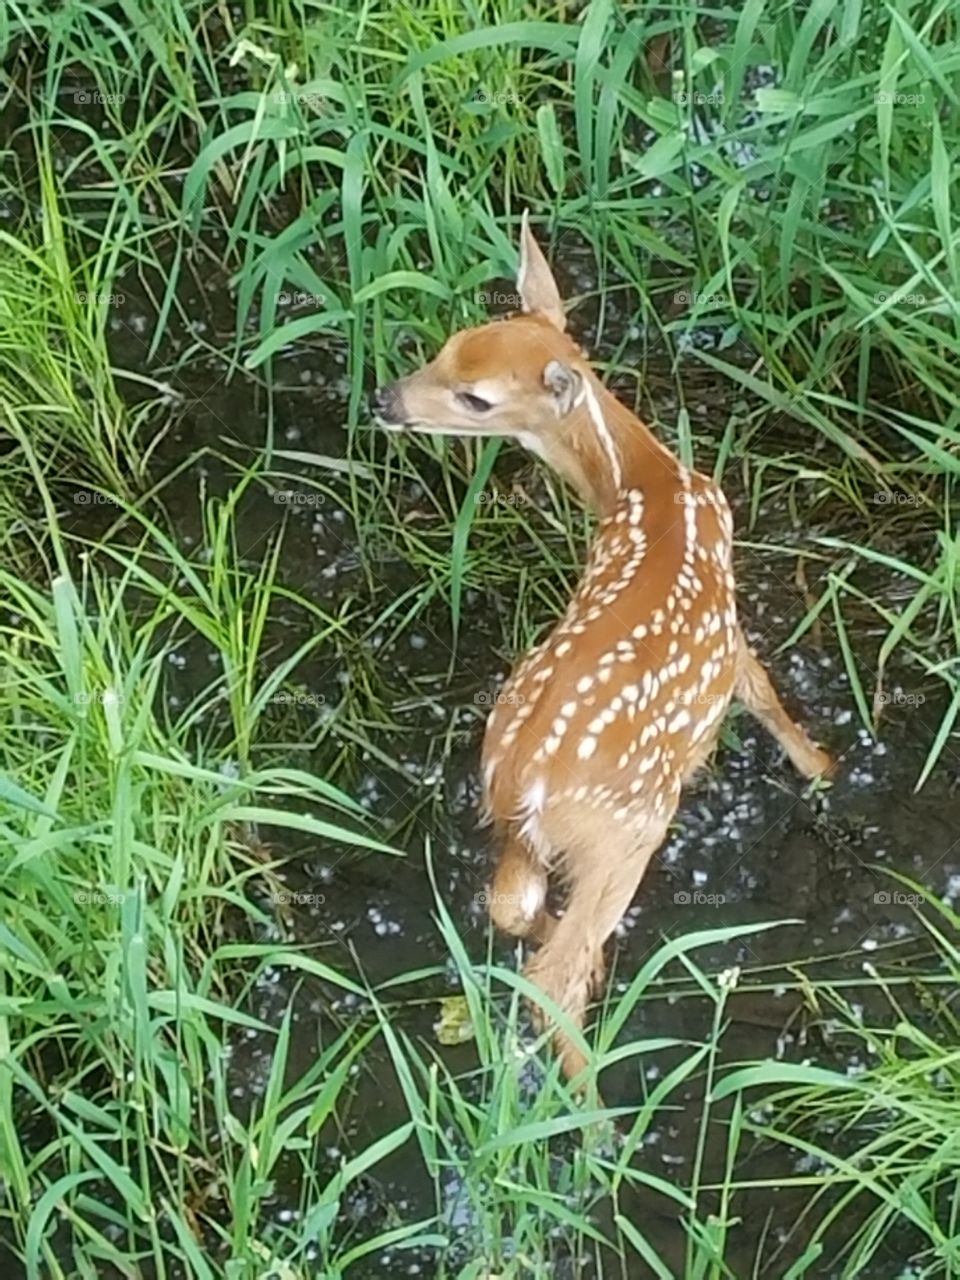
[373,212,832,1084]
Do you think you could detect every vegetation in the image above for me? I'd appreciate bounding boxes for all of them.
[0,1,958,1276]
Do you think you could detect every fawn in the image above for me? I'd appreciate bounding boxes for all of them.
[372,214,832,1082]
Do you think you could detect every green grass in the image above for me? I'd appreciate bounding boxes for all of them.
[0,455,403,1274]
[5,0,960,748]
[0,146,164,506]
[714,882,960,1277]
[1,0,960,1276]
[398,881,960,1278]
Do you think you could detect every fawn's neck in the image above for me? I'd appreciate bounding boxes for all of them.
[545,370,683,516]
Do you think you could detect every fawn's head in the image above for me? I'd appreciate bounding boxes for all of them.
[372,214,613,481]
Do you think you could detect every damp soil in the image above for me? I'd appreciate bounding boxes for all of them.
[15,229,960,1279]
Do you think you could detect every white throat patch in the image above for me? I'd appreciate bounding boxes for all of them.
[578,378,623,491]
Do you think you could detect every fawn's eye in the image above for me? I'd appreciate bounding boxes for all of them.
[455,390,493,413]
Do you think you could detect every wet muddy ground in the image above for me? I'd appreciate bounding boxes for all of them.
[46,248,960,1278]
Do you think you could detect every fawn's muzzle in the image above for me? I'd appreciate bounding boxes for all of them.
[371,382,406,426]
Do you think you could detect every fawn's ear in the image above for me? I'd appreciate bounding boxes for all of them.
[517,210,566,331]
[544,359,583,415]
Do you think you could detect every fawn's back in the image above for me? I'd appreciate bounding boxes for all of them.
[482,467,738,857]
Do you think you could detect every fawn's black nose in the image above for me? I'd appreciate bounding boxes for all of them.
[371,383,404,425]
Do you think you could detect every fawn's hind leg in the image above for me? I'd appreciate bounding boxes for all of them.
[736,633,832,778]
[487,827,557,947]
[524,813,671,1081]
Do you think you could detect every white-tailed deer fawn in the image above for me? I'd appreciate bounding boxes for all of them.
[372,214,832,1082]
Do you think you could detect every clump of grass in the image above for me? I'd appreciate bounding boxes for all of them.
[12,0,959,445]
[714,881,960,1278]
[367,863,803,1278]
[359,873,960,1278]
[0,461,405,1275]
[771,522,960,787]
[0,145,164,502]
